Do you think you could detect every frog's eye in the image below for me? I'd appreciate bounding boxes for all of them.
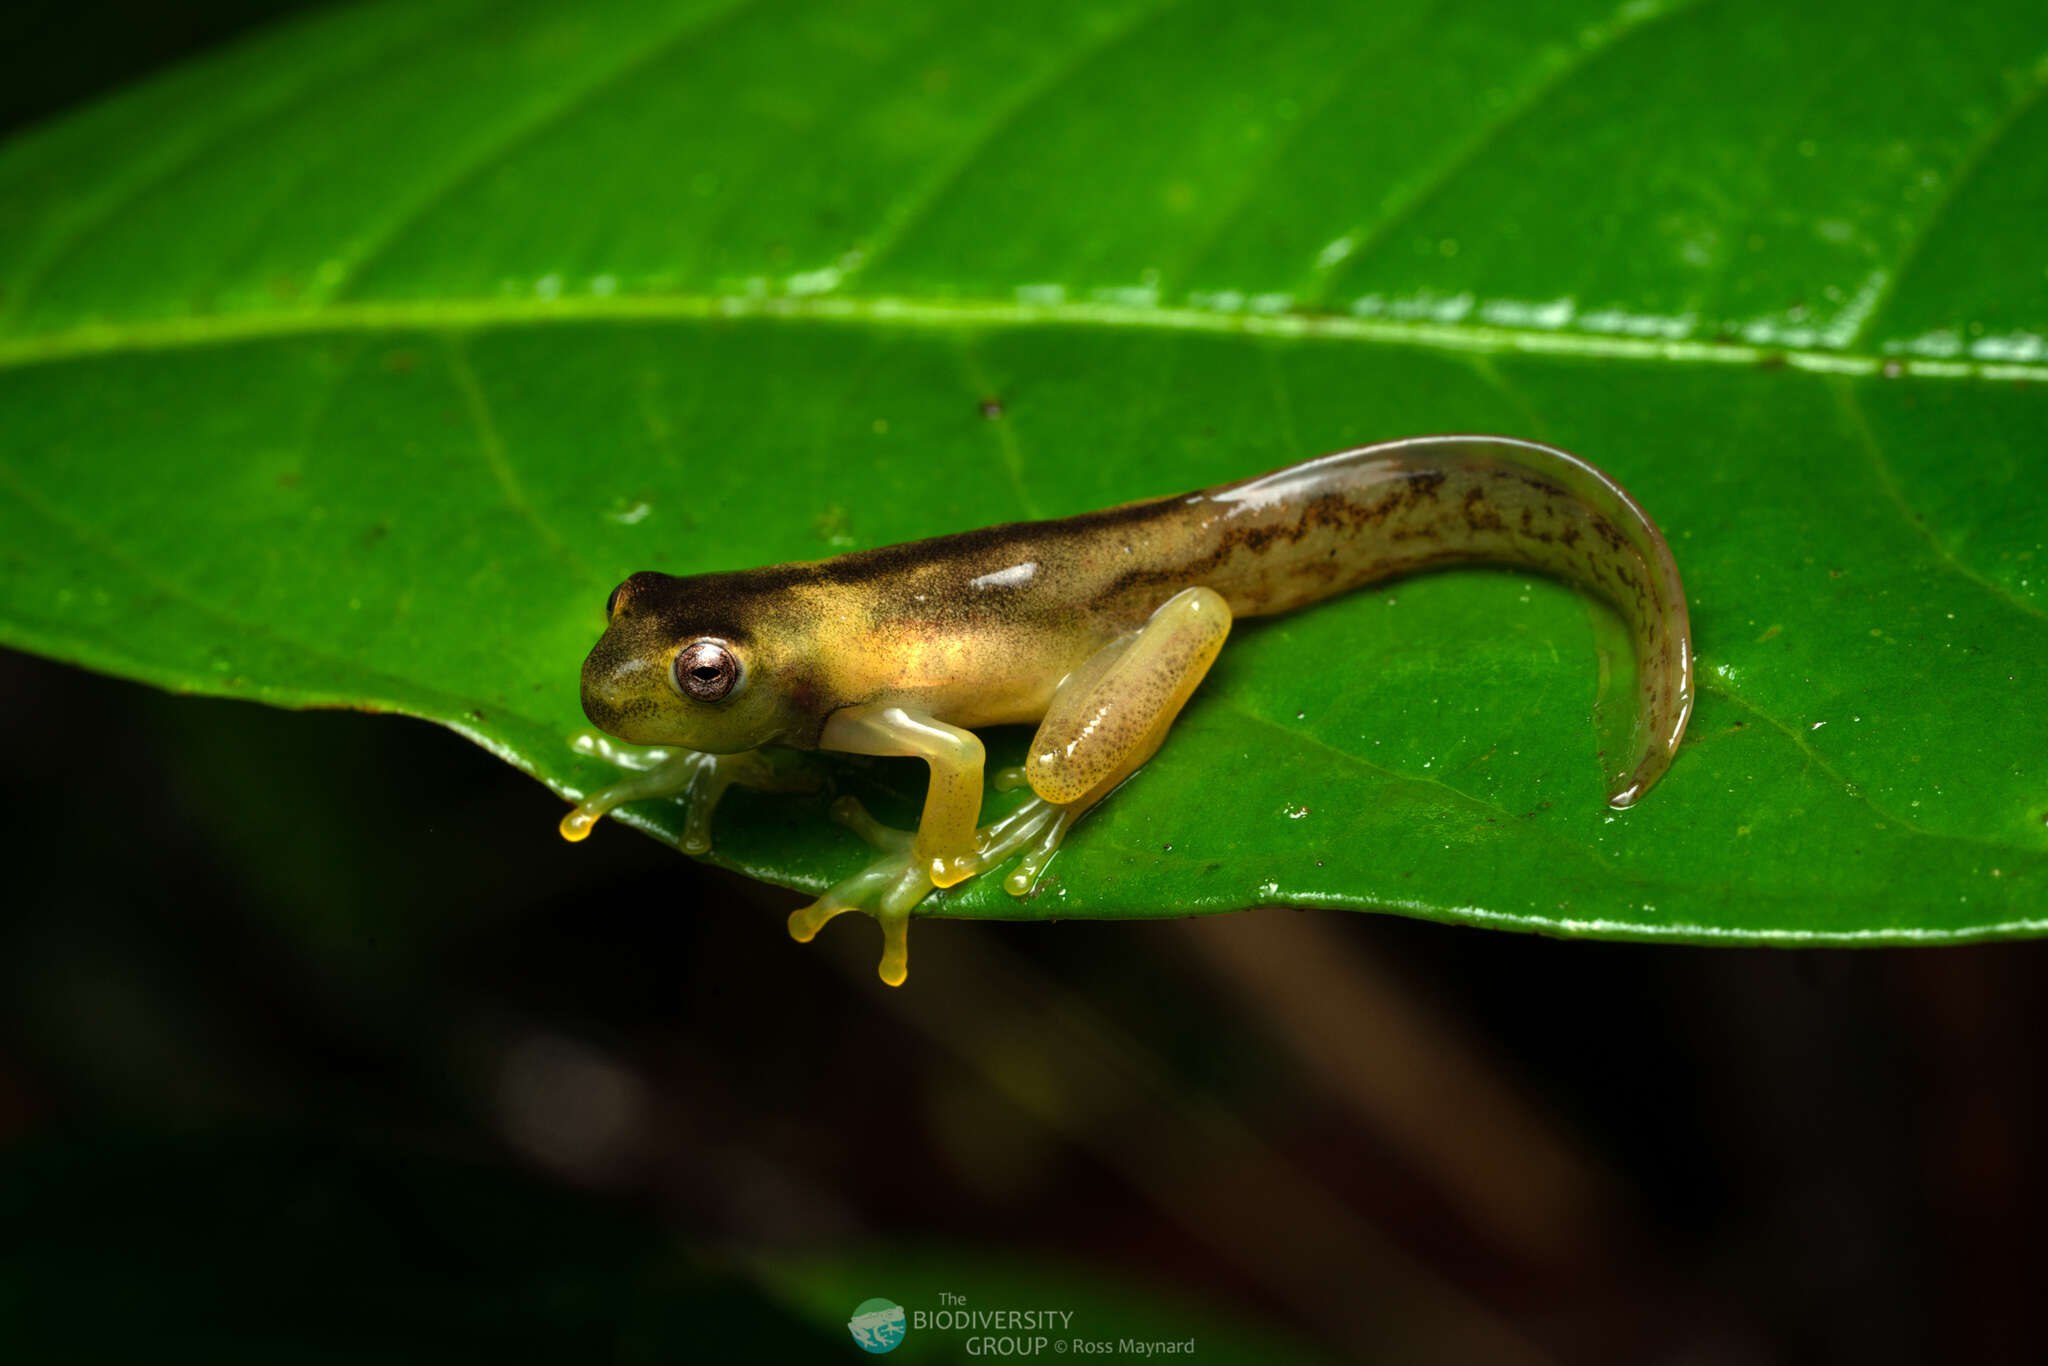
[672,638,741,702]
[605,582,627,620]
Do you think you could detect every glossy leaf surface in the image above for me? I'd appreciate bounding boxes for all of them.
[2,0,2045,941]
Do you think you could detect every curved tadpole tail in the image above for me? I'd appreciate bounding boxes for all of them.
[1199,434,1694,807]
[1407,436,1694,807]
[1497,439,1692,806]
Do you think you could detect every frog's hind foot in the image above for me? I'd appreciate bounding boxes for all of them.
[836,790,1076,895]
[993,801,1079,897]
[941,793,1077,897]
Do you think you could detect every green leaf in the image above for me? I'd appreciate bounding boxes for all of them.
[3,0,2044,943]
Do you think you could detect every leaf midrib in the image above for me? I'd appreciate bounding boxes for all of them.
[3,291,2044,382]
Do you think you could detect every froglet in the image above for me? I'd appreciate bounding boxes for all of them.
[560,435,1693,985]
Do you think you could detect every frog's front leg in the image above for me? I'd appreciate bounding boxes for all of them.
[813,704,988,885]
[786,705,987,986]
[557,732,812,854]
[790,588,1232,986]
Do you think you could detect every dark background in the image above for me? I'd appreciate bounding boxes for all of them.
[4,8,2044,1363]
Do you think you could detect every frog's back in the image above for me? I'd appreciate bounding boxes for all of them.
[792,437,1674,636]
[671,435,1688,802]
[798,435,1691,804]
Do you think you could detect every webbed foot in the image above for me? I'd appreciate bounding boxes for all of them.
[558,731,813,854]
[787,798,935,987]
[788,791,1082,986]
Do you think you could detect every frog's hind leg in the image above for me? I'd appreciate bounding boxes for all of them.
[982,584,1235,896]
[789,591,1229,985]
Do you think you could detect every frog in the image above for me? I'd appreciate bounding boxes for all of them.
[559,434,1694,985]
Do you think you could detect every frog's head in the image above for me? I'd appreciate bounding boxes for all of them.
[580,570,822,752]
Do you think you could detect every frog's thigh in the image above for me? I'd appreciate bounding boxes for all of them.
[818,703,987,884]
[1027,586,1232,807]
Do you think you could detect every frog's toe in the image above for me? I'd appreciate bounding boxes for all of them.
[561,736,811,855]
[922,793,1077,897]
[998,803,1079,897]
[559,744,703,843]
[788,793,1082,983]
[827,796,915,854]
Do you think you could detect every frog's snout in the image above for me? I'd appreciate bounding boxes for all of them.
[579,635,654,740]
[578,647,623,735]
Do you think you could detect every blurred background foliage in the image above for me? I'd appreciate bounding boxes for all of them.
[5,2,2048,1362]
[17,653,2048,1362]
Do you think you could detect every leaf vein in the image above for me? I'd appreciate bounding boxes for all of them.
[321,0,768,305]
[1835,379,2045,621]
[1307,0,1713,307]
[1697,678,2024,849]
[3,292,2042,383]
[1152,0,1446,292]
[1849,52,2048,349]
[1,0,498,324]
[844,0,1201,283]
[444,336,607,591]
[0,453,492,725]
[957,334,1039,519]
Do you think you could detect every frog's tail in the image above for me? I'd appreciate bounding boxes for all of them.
[1207,434,1694,807]
[1409,435,1694,808]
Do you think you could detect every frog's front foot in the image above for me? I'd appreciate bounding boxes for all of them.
[789,789,1082,986]
[786,798,936,987]
[558,732,813,854]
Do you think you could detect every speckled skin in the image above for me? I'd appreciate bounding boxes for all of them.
[582,434,1693,808]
